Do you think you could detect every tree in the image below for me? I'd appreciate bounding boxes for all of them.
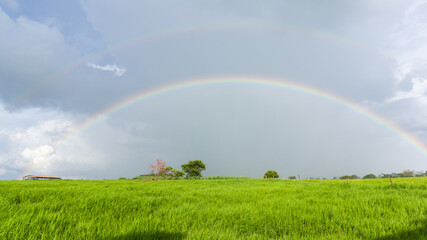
[171,168,185,179]
[150,159,170,180]
[392,172,404,178]
[288,176,297,180]
[181,160,206,178]
[363,174,376,179]
[264,170,279,179]
[340,175,359,179]
[402,170,414,177]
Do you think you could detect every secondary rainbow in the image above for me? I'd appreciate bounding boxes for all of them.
[11,23,383,105]
[23,76,427,176]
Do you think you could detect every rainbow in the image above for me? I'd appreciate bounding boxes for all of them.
[11,23,383,104]
[23,76,427,175]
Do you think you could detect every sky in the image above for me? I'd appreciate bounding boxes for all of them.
[0,0,427,180]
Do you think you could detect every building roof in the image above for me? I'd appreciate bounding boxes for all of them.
[23,175,61,179]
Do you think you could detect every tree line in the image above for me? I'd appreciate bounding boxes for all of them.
[337,170,427,179]
[130,160,425,181]
[262,169,427,179]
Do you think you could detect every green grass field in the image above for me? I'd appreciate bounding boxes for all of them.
[0,178,426,239]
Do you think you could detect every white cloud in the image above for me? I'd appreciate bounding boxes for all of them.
[87,62,126,76]
[0,103,105,178]
[387,1,427,101]
[387,77,427,102]
[0,105,72,173]
[21,145,54,170]
[377,0,427,145]
[0,101,152,179]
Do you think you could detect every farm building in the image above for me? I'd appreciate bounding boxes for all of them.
[23,175,61,180]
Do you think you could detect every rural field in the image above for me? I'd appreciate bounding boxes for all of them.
[0,178,426,239]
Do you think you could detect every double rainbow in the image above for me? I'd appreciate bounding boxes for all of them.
[22,76,427,176]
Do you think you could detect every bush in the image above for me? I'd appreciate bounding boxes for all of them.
[264,170,279,179]
[132,174,154,180]
[171,168,185,179]
[363,174,376,179]
[288,176,297,180]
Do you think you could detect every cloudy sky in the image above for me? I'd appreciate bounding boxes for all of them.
[1,0,427,180]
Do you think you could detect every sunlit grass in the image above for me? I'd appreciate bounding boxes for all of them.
[0,178,426,239]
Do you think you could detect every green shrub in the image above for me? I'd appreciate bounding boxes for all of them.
[363,174,376,179]
[264,170,279,179]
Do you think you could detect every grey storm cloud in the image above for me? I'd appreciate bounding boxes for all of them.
[0,0,426,179]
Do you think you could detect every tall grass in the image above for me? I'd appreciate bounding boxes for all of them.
[0,178,426,239]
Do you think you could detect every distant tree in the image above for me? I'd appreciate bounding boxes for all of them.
[414,170,426,177]
[150,159,171,180]
[340,175,359,179]
[402,170,414,178]
[363,174,376,179]
[288,176,297,180]
[392,173,404,178]
[264,170,279,179]
[181,160,206,178]
[380,174,392,178]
